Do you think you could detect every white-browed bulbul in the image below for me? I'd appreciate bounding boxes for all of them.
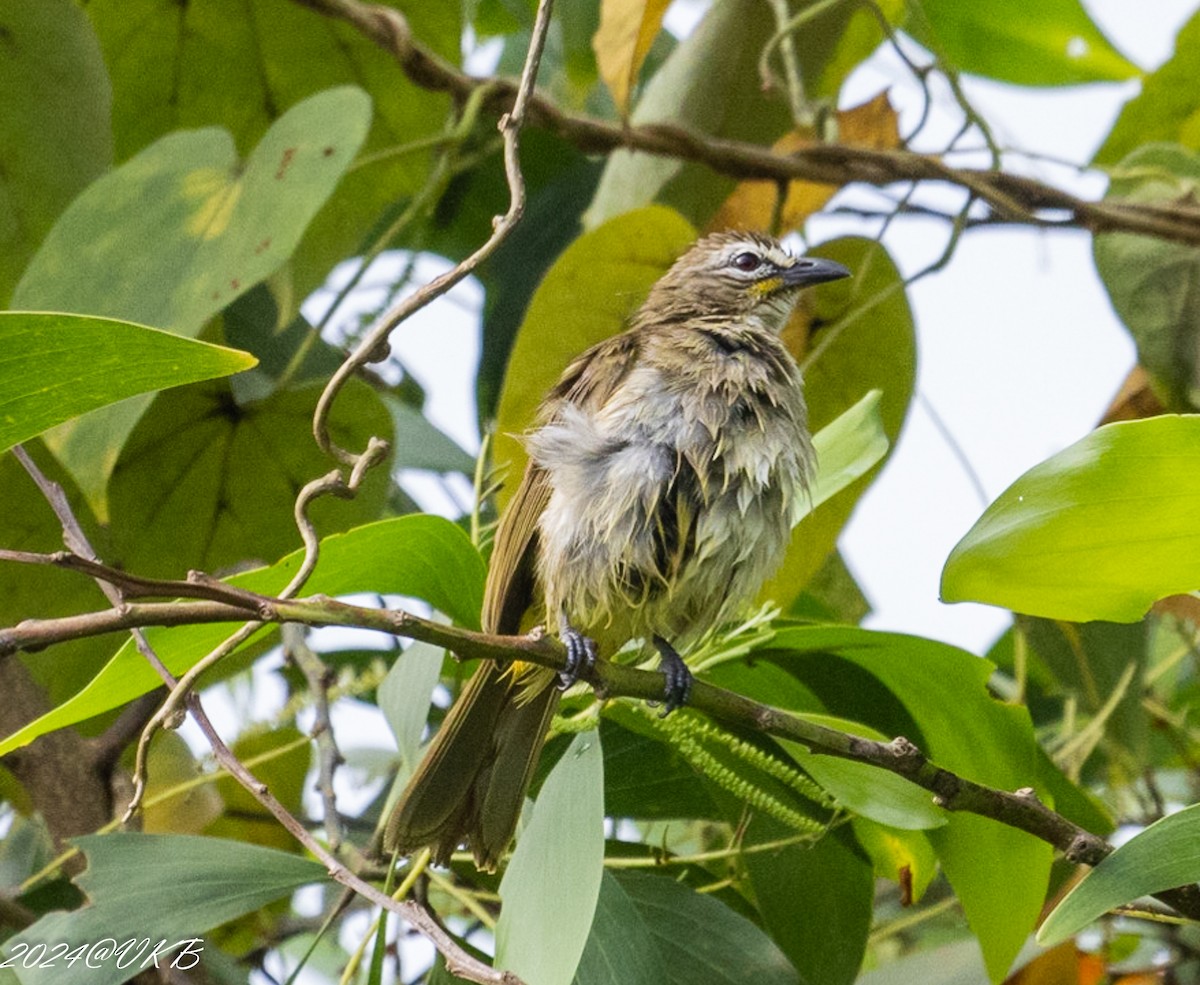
[385,231,850,869]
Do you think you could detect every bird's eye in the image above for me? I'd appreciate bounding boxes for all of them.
[732,251,762,272]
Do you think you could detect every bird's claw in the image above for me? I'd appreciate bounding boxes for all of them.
[557,623,597,690]
[652,636,693,717]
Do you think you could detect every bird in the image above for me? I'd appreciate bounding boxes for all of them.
[384,230,850,870]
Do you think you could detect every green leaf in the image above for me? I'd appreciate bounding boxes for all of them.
[1021,620,1150,769]
[498,730,605,985]
[9,833,327,985]
[851,816,938,905]
[801,389,889,521]
[583,0,792,229]
[1095,11,1200,165]
[1093,145,1200,409]
[0,515,485,756]
[0,0,111,305]
[763,626,1053,982]
[492,205,697,502]
[761,237,915,606]
[0,313,255,455]
[795,0,904,99]
[783,714,947,831]
[598,713,719,820]
[16,85,369,339]
[573,871,670,985]
[206,728,311,852]
[473,135,603,422]
[942,416,1200,622]
[106,378,392,578]
[578,870,798,985]
[740,822,870,985]
[1038,802,1200,945]
[81,0,460,295]
[13,86,370,513]
[222,284,344,398]
[379,640,446,780]
[913,0,1137,86]
[384,396,477,474]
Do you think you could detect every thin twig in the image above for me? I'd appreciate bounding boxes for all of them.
[288,0,1200,247]
[309,0,549,465]
[282,623,345,849]
[11,446,179,754]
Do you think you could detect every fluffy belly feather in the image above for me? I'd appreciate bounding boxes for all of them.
[527,366,810,652]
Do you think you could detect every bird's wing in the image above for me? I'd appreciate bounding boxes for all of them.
[549,329,642,411]
[482,458,550,635]
[482,331,642,635]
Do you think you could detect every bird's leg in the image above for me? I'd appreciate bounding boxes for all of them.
[651,635,693,717]
[556,612,597,690]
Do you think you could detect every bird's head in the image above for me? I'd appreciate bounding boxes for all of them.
[642,231,851,332]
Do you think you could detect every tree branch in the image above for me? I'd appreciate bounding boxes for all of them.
[4,574,1199,922]
[290,0,1200,247]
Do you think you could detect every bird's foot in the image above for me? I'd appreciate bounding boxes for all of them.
[651,636,693,717]
[557,618,597,690]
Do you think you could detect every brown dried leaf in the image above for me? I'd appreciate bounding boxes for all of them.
[1098,365,1167,424]
[999,941,1085,985]
[710,91,900,234]
[593,0,672,116]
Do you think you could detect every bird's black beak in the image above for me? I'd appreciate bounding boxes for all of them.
[780,256,851,287]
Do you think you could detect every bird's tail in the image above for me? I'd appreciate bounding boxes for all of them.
[384,661,560,871]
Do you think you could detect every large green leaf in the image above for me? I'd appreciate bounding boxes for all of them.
[761,237,915,606]
[785,714,947,831]
[942,416,1200,622]
[107,379,392,578]
[740,820,872,985]
[492,205,697,500]
[913,0,1137,86]
[583,0,792,229]
[498,731,605,985]
[0,314,255,455]
[801,390,889,520]
[13,86,370,514]
[8,833,327,985]
[80,0,460,296]
[0,515,486,756]
[379,640,447,782]
[15,86,369,340]
[1039,802,1200,945]
[576,870,797,985]
[1093,145,1200,410]
[762,626,1053,982]
[598,712,719,821]
[0,0,111,305]
[572,870,669,985]
[1095,10,1200,165]
[206,727,311,853]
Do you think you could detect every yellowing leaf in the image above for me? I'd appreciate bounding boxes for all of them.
[851,817,937,905]
[141,733,223,836]
[593,0,672,116]
[711,92,900,235]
